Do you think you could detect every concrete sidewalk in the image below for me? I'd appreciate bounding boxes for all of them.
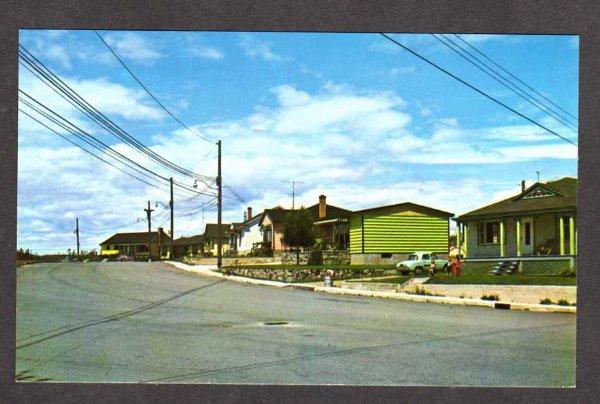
[165,261,576,314]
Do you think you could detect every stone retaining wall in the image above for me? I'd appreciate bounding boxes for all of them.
[183,256,280,266]
[281,250,350,265]
[218,266,390,283]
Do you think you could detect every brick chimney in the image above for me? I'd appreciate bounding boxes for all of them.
[319,195,327,219]
[247,206,252,221]
[521,180,526,193]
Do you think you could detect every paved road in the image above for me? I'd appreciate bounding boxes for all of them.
[16,262,575,386]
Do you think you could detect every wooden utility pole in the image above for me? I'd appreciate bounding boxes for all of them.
[170,177,174,259]
[217,140,223,269]
[75,218,80,260]
[144,201,154,261]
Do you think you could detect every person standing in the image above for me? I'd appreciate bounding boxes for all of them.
[429,257,436,277]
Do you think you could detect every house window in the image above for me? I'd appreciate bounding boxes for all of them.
[478,221,499,244]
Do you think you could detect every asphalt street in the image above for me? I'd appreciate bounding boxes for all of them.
[16,262,576,386]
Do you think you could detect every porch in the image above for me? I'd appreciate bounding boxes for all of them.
[457,211,577,259]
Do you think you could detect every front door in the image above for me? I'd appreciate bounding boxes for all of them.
[521,217,534,255]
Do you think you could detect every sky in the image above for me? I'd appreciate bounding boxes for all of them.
[17,30,578,253]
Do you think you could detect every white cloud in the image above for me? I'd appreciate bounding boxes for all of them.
[19,67,165,123]
[17,81,577,252]
[238,35,286,62]
[191,46,225,60]
[420,107,432,117]
[390,66,415,76]
[104,32,161,62]
[43,44,72,69]
[457,34,507,44]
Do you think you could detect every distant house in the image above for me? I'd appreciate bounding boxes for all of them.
[99,227,171,259]
[203,223,231,256]
[349,202,453,264]
[312,195,352,250]
[258,195,352,255]
[173,234,204,258]
[455,177,577,258]
[229,207,263,256]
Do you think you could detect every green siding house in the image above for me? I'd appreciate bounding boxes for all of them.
[455,177,577,259]
[349,202,453,264]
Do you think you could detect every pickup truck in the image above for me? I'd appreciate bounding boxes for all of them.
[396,252,451,275]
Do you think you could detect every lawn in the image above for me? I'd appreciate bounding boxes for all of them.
[360,274,576,286]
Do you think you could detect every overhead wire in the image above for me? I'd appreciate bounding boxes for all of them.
[19,45,216,185]
[18,91,216,198]
[432,34,577,133]
[94,30,215,144]
[452,34,578,123]
[379,33,577,146]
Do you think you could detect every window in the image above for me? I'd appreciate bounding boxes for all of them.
[422,254,430,260]
[478,221,500,244]
[407,254,418,261]
[431,254,437,260]
[381,253,392,259]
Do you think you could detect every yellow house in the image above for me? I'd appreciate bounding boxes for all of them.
[203,223,230,256]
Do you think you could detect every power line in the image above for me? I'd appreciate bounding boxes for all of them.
[19,45,216,184]
[432,34,577,133]
[379,33,577,146]
[19,91,216,198]
[453,34,578,123]
[19,107,181,196]
[94,30,214,144]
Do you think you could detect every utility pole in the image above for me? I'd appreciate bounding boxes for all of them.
[536,171,540,182]
[170,177,174,260]
[217,140,223,269]
[144,201,154,262]
[75,218,80,260]
[284,180,303,209]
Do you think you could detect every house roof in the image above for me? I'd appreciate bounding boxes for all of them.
[258,207,293,226]
[232,215,260,231]
[258,203,353,226]
[100,229,172,246]
[203,223,231,239]
[351,202,454,218]
[173,234,204,246]
[457,177,577,220]
[307,203,352,221]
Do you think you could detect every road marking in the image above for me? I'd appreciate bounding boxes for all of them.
[16,279,225,350]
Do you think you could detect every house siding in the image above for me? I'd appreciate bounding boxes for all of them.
[238,221,263,254]
[350,212,449,254]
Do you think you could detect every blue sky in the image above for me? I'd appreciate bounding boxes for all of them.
[17,30,578,253]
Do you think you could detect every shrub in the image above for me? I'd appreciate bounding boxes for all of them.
[557,299,571,306]
[540,298,553,305]
[481,294,499,301]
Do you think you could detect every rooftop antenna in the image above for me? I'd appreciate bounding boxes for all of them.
[536,171,540,182]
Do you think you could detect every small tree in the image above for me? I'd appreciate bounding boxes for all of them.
[281,208,316,265]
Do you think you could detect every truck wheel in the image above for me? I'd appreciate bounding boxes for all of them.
[414,266,423,275]
[443,264,451,274]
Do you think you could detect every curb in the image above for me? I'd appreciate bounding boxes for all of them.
[164,262,575,314]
